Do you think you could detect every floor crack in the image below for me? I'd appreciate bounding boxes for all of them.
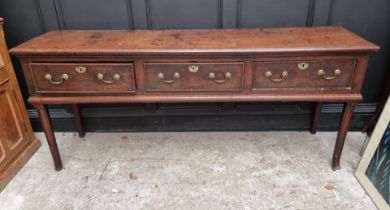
[98,161,111,181]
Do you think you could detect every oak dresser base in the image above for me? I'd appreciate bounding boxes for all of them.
[10,27,379,171]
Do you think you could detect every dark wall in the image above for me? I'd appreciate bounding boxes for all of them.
[0,0,389,132]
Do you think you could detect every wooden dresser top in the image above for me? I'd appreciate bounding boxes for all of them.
[10,27,379,56]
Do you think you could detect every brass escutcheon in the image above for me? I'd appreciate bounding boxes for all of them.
[75,66,87,74]
[297,62,309,70]
[188,65,199,73]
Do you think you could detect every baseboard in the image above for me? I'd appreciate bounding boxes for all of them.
[27,102,377,132]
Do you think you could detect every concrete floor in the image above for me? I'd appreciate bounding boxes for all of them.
[0,131,376,210]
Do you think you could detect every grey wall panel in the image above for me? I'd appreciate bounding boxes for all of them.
[131,0,149,29]
[237,0,312,28]
[327,0,390,102]
[146,0,221,29]
[0,0,46,102]
[0,0,44,46]
[312,0,332,26]
[36,0,60,31]
[222,0,238,28]
[0,0,388,131]
[54,0,133,29]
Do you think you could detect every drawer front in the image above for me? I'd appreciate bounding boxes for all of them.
[30,63,135,93]
[145,63,244,91]
[253,60,356,90]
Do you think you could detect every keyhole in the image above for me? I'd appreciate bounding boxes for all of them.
[298,62,309,70]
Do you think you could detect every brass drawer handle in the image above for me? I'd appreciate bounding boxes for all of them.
[44,73,69,85]
[97,73,121,84]
[317,69,341,80]
[208,72,231,83]
[157,72,180,84]
[265,71,288,82]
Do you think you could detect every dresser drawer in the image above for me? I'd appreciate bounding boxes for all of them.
[253,60,356,90]
[145,63,244,91]
[30,63,135,93]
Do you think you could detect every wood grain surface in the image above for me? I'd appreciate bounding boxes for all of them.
[9,27,379,56]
